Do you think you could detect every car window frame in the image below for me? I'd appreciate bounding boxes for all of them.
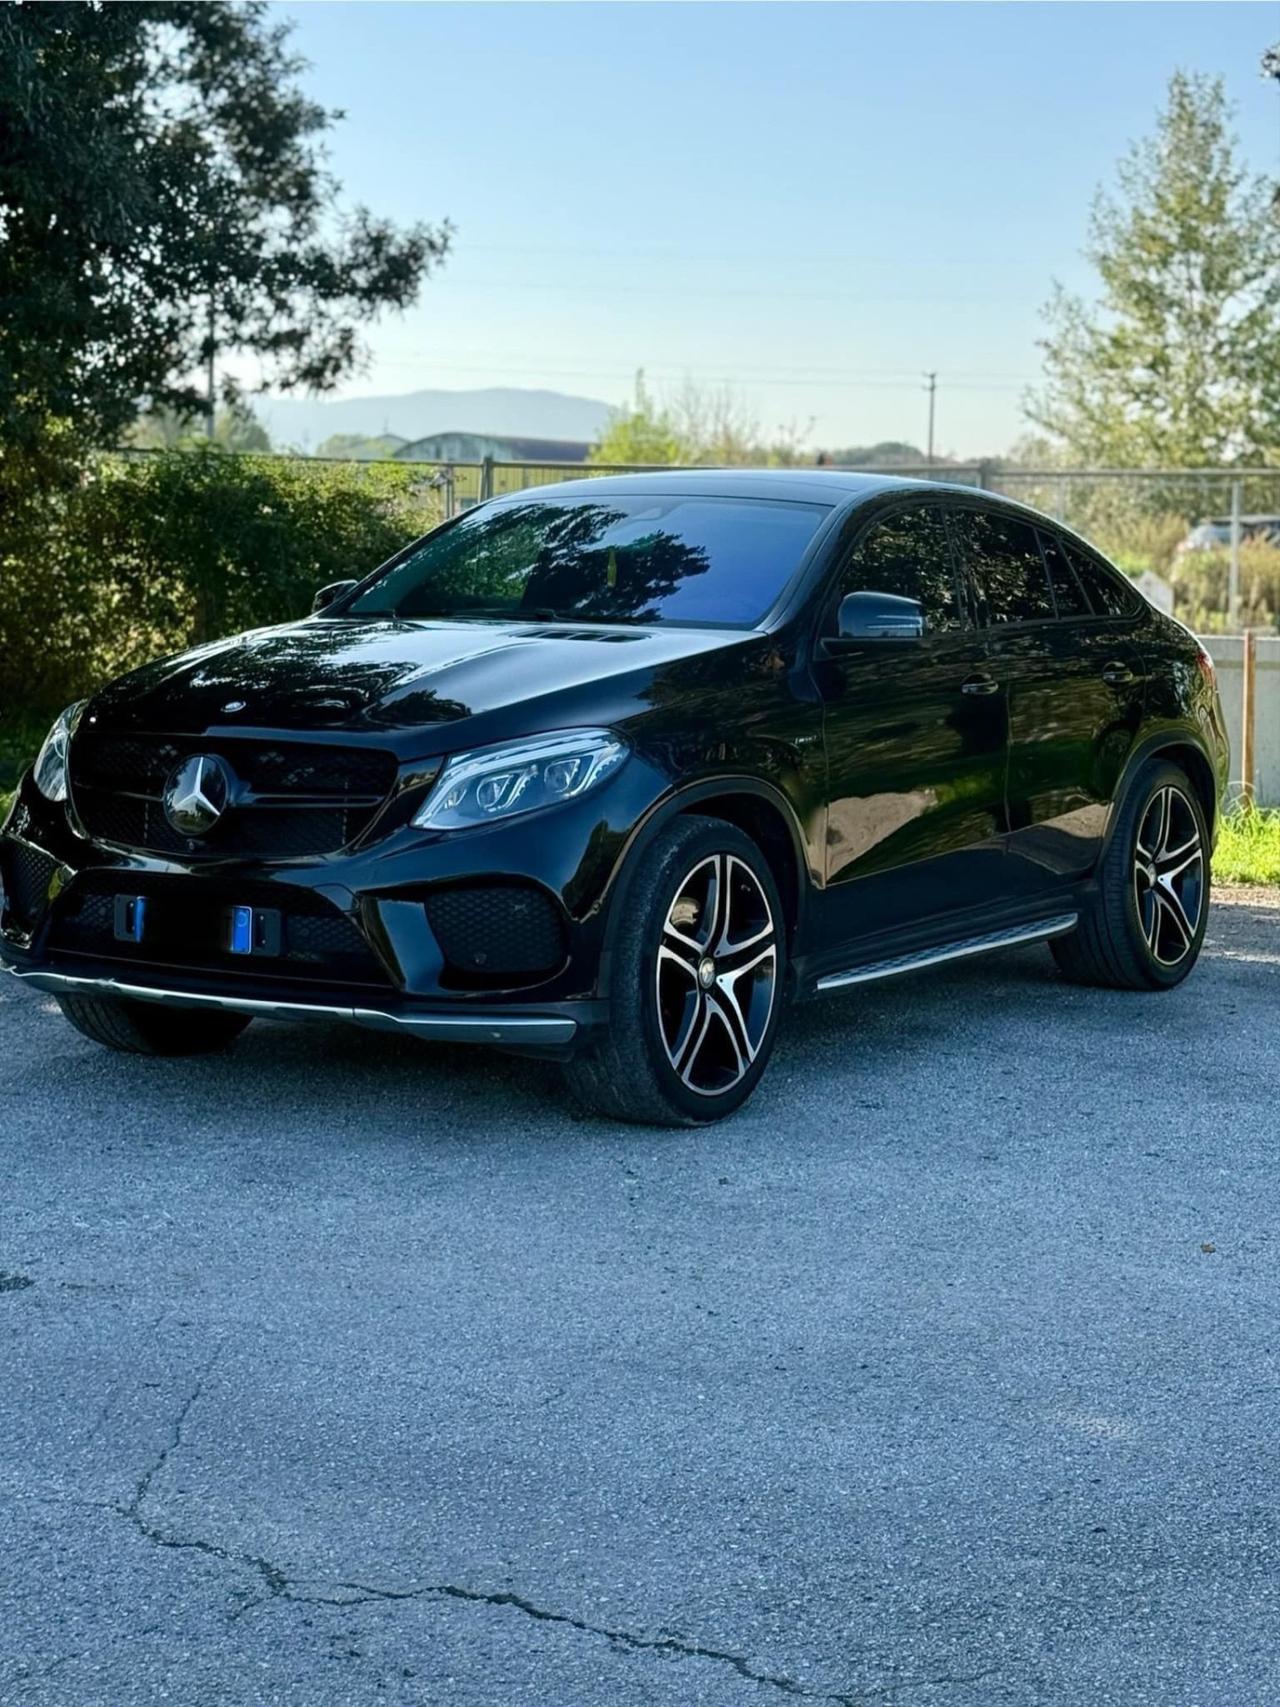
[1057,536,1145,622]
[943,501,1063,633]
[1035,527,1091,623]
[326,489,843,635]
[816,496,976,647]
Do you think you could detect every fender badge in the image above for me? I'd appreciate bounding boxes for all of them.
[221,700,247,714]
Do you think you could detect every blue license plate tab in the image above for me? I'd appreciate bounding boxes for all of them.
[229,905,254,954]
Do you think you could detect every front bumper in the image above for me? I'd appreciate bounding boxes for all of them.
[0,762,666,1050]
[5,963,582,1047]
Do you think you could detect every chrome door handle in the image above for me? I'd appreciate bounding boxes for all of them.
[1101,661,1136,686]
[961,673,1000,696]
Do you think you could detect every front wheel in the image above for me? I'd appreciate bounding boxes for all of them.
[1052,759,1210,990]
[563,815,786,1125]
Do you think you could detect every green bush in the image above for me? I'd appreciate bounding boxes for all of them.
[0,447,443,727]
[1166,542,1280,634]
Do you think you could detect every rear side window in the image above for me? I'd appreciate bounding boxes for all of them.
[954,510,1055,625]
[1065,544,1140,618]
[1038,533,1089,618]
[840,505,962,634]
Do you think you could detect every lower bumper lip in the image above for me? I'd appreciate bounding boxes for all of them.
[5,966,578,1046]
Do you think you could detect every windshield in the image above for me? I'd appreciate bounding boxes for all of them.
[344,494,830,628]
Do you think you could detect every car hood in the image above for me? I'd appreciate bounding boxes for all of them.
[87,616,750,750]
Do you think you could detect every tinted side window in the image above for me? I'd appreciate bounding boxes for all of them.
[955,510,1055,625]
[1065,544,1139,618]
[840,506,960,634]
[1039,533,1089,618]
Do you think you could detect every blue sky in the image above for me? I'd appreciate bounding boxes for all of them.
[272,2,1278,456]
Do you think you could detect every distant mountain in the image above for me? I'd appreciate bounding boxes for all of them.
[255,387,612,452]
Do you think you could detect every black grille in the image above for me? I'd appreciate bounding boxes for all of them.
[425,884,565,982]
[49,874,388,986]
[68,732,397,861]
[1,840,59,928]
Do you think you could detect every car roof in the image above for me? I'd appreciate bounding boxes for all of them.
[487,468,940,508]
[482,466,1102,547]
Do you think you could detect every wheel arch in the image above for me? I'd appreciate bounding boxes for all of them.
[1104,730,1220,856]
[598,777,812,970]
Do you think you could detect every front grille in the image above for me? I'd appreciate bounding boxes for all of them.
[49,874,389,986]
[1,840,60,928]
[425,883,565,982]
[68,732,397,861]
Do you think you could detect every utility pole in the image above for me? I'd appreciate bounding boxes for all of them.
[923,371,937,466]
[205,292,216,440]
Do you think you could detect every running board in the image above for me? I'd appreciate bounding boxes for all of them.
[814,912,1078,994]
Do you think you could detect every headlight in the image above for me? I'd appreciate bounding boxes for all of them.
[413,729,628,832]
[32,701,84,803]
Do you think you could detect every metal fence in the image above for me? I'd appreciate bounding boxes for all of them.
[407,455,1280,522]
[390,456,1278,636]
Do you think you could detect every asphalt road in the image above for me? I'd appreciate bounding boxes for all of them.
[2,890,1279,1707]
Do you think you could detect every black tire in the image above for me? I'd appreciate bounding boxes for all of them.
[56,994,252,1056]
[1051,759,1210,991]
[563,815,788,1126]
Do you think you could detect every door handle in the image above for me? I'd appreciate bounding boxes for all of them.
[960,673,1000,696]
[1101,661,1137,686]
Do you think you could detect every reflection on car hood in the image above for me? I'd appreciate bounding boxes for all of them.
[87,616,745,744]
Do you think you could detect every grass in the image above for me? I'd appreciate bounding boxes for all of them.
[1213,807,1280,887]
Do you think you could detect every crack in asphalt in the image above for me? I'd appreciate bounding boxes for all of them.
[100,1369,1002,1705]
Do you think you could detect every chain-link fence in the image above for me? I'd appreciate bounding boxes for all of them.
[391,456,1278,637]
[118,446,1280,635]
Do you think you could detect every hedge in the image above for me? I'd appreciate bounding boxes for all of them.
[0,447,443,725]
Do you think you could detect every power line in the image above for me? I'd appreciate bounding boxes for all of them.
[382,355,1031,394]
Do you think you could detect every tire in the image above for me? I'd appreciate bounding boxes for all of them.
[563,815,787,1125]
[1051,759,1210,991]
[56,994,252,1056]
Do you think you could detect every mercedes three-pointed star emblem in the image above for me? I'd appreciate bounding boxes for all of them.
[163,754,233,836]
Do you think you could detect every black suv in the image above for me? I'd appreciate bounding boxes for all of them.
[1,471,1228,1125]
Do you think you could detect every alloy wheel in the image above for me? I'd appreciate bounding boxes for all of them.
[655,853,779,1097]
[1132,785,1204,967]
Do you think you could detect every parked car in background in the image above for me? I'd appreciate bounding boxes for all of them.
[1175,516,1280,555]
[2,471,1229,1125]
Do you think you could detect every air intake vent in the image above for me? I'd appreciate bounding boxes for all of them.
[425,883,565,984]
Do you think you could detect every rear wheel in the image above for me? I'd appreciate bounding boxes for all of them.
[1052,759,1209,990]
[56,994,251,1056]
[563,815,786,1125]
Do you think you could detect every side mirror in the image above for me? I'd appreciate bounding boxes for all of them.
[830,589,925,647]
[311,578,358,615]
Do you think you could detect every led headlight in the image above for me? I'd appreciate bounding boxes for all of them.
[414,729,628,832]
[32,701,84,804]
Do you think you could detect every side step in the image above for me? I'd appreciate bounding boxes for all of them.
[815,912,1078,994]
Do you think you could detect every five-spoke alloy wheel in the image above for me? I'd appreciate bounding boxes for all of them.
[563,815,788,1125]
[1052,758,1210,990]
[1132,784,1205,968]
[656,853,779,1097]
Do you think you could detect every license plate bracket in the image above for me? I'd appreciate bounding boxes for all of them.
[222,905,282,957]
[113,895,147,943]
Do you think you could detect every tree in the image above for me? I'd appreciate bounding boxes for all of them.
[590,374,690,465]
[590,372,809,466]
[0,3,451,461]
[128,403,273,453]
[1027,72,1280,466]
[315,433,409,461]
[818,441,929,468]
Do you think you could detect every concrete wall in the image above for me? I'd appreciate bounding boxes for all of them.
[1204,635,1280,807]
